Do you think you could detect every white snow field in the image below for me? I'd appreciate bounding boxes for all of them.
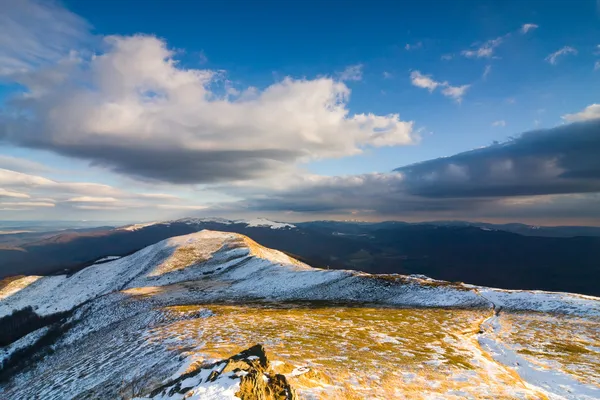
[0,230,598,399]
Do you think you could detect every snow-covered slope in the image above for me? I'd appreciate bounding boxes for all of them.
[1,230,599,399]
[2,230,599,319]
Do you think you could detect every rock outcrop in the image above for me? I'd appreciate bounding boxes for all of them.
[144,345,297,400]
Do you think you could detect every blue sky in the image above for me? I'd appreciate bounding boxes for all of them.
[66,0,600,172]
[1,0,600,224]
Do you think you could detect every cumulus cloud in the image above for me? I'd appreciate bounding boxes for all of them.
[520,24,539,34]
[0,35,415,184]
[410,71,470,102]
[410,71,441,92]
[338,64,363,81]
[545,46,577,65]
[562,104,600,122]
[491,120,506,127]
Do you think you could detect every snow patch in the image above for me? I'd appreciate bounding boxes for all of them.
[240,218,296,229]
[120,222,159,231]
[93,256,121,264]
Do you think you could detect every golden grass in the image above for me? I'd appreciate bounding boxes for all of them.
[494,312,600,387]
[145,305,542,399]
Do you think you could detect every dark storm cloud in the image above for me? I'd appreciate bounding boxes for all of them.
[395,119,600,198]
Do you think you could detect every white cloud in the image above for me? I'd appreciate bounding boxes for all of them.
[491,120,506,127]
[410,71,441,92]
[338,64,363,81]
[483,65,492,79]
[1,35,415,184]
[410,71,470,102]
[73,204,125,211]
[0,201,55,208]
[595,61,600,71]
[441,54,454,61]
[0,168,54,186]
[405,42,423,51]
[382,71,393,79]
[562,104,600,122]
[461,36,504,59]
[0,167,212,216]
[545,46,577,65]
[520,24,539,34]
[0,188,30,199]
[0,0,90,76]
[139,193,181,200]
[66,196,119,203]
[440,84,470,103]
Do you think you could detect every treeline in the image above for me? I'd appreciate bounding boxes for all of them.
[0,320,72,382]
[0,307,73,382]
[0,307,69,346]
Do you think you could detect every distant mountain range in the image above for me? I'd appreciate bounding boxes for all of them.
[1,217,599,296]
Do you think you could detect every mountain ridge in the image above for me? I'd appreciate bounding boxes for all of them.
[2,218,600,296]
[2,230,598,321]
[1,230,599,399]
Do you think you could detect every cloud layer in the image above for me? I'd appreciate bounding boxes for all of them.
[210,118,600,222]
[0,35,415,184]
[0,166,205,215]
[395,119,600,198]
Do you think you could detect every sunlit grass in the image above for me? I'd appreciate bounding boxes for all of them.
[145,304,539,399]
[498,312,600,386]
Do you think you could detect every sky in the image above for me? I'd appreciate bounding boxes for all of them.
[0,0,600,225]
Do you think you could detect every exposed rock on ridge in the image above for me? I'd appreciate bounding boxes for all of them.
[141,345,297,400]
